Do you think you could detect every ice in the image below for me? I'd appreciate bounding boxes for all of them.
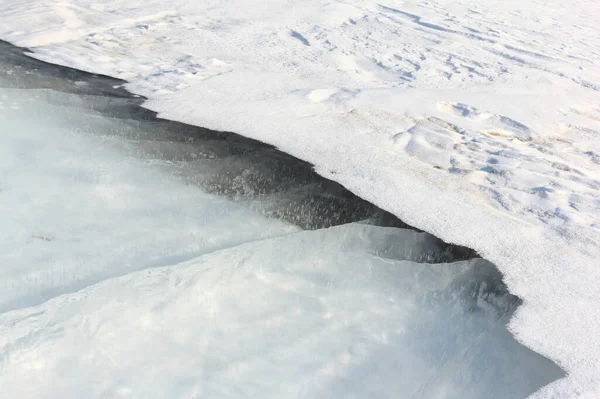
[0,86,299,312]
[1,0,599,396]
[0,223,562,399]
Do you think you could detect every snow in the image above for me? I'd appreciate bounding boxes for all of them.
[0,0,599,397]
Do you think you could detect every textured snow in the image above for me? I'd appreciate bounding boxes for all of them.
[0,0,599,397]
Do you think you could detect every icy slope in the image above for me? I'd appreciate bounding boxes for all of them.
[0,0,599,396]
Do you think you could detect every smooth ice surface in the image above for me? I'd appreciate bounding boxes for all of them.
[1,0,599,396]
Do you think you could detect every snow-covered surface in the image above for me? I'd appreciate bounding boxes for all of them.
[0,86,562,398]
[0,0,599,396]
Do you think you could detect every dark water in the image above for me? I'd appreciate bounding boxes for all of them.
[0,39,478,261]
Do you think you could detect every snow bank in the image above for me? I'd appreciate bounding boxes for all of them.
[1,0,599,396]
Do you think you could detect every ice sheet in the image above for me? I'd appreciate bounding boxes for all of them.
[0,86,298,312]
[0,223,562,399]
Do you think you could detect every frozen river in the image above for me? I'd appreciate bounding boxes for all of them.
[0,41,562,398]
